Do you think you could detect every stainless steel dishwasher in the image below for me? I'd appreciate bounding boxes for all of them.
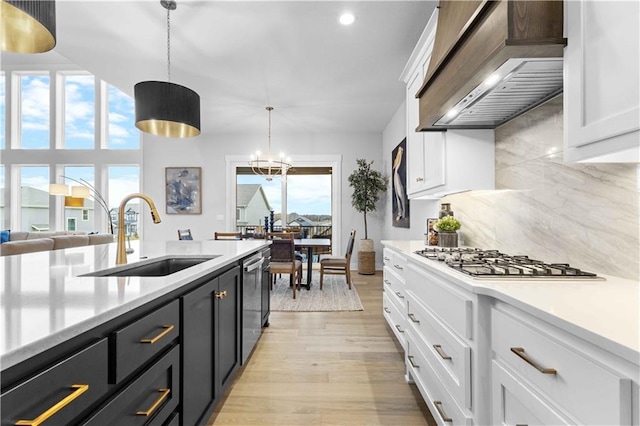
[241,251,265,364]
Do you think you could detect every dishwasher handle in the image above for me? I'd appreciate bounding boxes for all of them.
[244,257,264,272]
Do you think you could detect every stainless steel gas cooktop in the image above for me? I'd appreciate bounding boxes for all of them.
[415,247,603,280]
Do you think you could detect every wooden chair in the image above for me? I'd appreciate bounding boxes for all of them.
[319,229,356,290]
[265,232,294,240]
[178,229,193,240]
[269,238,303,299]
[214,232,242,240]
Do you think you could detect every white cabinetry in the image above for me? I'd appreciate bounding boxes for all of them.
[491,302,633,425]
[564,0,640,162]
[382,247,407,350]
[401,10,495,199]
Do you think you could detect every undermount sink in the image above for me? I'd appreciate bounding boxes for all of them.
[82,255,220,277]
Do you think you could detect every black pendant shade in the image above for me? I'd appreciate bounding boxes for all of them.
[134,80,201,138]
[1,0,56,53]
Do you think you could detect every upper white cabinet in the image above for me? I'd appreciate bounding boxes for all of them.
[564,0,640,162]
[401,9,495,199]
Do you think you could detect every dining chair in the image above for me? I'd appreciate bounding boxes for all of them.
[269,238,303,299]
[178,229,194,240]
[265,232,294,240]
[214,232,242,240]
[319,229,356,290]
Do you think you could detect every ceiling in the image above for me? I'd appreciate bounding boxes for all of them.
[3,0,436,135]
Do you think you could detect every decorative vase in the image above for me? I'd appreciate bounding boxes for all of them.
[357,239,375,275]
[438,231,458,248]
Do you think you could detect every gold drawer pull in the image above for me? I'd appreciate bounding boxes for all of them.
[408,313,420,323]
[136,388,170,416]
[384,307,391,313]
[395,292,404,299]
[510,347,557,375]
[16,384,88,426]
[393,264,403,270]
[407,355,419,368]
[395,324,404,333]
[433,400,452,423]
[433,344,452,360]
[215,290,228,299]
[140,325,174,344]
[416,177,424,182]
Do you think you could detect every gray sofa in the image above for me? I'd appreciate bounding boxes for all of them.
[1,231,114,256]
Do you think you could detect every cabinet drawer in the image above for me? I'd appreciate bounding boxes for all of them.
[492,306,632,425]
[113,300,180,383]
[383,267,406,302]
[406,293,471,409]
[1,339,108,426]
[383,248,406,278]
[492,360,573,425]
[83,344,180,426]
[406,330,473,426]
[383,293,406,348]
[406,263,473,340]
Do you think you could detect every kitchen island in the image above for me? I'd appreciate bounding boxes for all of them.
[1,239,270,425]
[382,240,639,426]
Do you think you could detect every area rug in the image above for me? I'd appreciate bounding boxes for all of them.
[270,272,364,312]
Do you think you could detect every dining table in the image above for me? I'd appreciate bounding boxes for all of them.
[294,238,331,289]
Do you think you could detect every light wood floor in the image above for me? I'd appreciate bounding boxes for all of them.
[207,271,436,425]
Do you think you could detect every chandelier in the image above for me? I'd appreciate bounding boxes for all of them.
[249,106,292,181]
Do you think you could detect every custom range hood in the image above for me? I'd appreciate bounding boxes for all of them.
[417,0,567,130]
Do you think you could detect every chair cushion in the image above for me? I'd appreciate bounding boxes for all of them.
[52,235,90,250]
[1,230,9,244]
[88,234,115,245]
[1,238,55,256]
[270,260,302,274]
[320,256,347,266]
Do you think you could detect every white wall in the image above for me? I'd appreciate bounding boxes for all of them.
[381,100,439,243]
[141,131,386,263]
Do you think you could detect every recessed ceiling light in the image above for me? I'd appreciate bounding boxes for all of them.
[339,13,355,25]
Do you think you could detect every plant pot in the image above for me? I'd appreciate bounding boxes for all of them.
[437,231,458,248]
[357,238,375,275]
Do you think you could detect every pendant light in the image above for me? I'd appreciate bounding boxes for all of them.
[135,0,200,138]
[1,0,56,53]
[249,106,292,181]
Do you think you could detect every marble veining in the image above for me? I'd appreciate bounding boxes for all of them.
[444,95,639,281]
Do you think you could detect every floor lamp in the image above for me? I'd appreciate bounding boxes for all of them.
[49,176,114,234]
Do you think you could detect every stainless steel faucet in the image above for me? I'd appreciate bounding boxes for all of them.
[116,193,161,265]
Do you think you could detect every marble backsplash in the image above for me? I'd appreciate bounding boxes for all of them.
[443,96,639,281]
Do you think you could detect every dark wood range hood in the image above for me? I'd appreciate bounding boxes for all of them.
[417,0,567,130]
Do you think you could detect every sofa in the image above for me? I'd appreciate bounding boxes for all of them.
[0,231,115,256]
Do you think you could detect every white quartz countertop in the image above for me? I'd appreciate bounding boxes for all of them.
[0,239,269,370]
[382,240,640,364]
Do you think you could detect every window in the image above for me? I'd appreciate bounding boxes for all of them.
[0,165,4,226]
[64,74,95,149]
[67,217,77,231]
[19,166,50,232]
[63,166,95,232]
[1,72,5,150]
[236,172,281,232]
[108,166,140,237]
[20,74,50,149]
[82,209,89,221]
[108,84,139,149]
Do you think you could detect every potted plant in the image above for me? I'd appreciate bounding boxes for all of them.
[348,159,388,274]
[434,215,461,247]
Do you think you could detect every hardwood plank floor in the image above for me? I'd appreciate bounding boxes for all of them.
[207,271,436,425]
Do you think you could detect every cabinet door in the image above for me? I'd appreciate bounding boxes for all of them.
[421,131,445,191]
[565,0,639,162]
[215,267,241,400]
[407,68,426,195]
[181,278,216,426]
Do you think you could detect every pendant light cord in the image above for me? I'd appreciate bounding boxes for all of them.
[267,106,273,157]
[166,5,171,82]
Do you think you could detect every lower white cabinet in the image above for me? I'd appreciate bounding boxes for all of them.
[383,247,408,350]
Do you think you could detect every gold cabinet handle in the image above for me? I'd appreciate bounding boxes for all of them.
[510,347,557,375]
[215,290,228,299]
[433,400,453,423]
[136,388,170,416]
[433,344,452,360]
[15,384,88,426]
[408,313,420,323]
[384,307,391,313]
[395,292,404,299]
[393,264,403,270]
[140,325,174,344]
[395,324,404,333]
[407,355,419,368]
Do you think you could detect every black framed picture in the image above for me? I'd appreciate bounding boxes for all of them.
[392,138,410,228]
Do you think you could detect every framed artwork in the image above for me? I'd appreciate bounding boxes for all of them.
[165,167,202,214]
[392,138,410,228]
[427,218,439,246]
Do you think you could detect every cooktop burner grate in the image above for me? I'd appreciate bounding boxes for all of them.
[415,247,601,279]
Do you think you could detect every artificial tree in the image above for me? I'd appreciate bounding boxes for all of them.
[348,158,388,274]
